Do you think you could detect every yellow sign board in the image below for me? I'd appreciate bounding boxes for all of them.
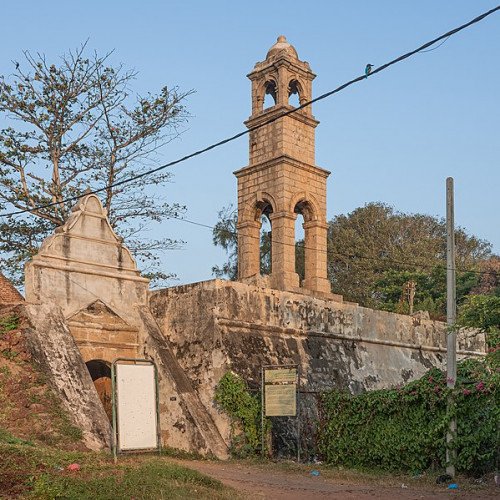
[265,384,296,416]
[264,367,297,417]
[264,368,297,384]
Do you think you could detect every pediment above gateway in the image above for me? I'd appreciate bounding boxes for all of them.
[67,299,140,363]
[32,194,139,275]
[67,300,135,330]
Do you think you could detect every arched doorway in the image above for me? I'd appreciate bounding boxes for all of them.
[86,360,112,422]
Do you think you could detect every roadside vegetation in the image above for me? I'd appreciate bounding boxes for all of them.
[319,357,499,475]
[0,434,235,499]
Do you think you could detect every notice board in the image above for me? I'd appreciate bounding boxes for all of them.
[263,366,298,417]
[115,362,158,451]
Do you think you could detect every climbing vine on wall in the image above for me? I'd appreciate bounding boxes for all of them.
[214,372,270,457]
[318,359,499,475]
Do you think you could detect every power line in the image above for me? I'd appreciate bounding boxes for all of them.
[168,213,499,278]
[1,5,499,219]
[418,35,451,53]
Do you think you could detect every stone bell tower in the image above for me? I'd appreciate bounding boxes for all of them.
[234,35,331,294]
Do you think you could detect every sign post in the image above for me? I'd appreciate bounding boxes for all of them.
[261,364,300,461]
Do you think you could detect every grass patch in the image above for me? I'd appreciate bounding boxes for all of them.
[0,427,34,446]
[31,460,229,499]
[0,441,236,499]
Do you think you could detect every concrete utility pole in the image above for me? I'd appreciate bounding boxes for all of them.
[446,177,457,477]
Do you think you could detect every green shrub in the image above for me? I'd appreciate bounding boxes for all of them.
[0,315,19,335]
[214,371,269,457]
[319,359,499,475]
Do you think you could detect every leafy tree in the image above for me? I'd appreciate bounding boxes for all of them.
[470,256,500,296]
[0,43,193,285]
[374,267,479,320]
[212,204,271,280]
[212,206,238,280]
[328,203,490,310]
[457,294,500,349]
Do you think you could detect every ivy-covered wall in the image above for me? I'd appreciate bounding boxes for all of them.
[319,358,499,474]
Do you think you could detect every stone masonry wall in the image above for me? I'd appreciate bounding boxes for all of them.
[150,279,485,454]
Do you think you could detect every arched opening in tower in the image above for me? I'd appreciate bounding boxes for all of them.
[86,359,112,422]
[294,201,314,284]
[288,79,301,108]
[258,202,273,275]
[263,81,277,110]
[294,211,305,283]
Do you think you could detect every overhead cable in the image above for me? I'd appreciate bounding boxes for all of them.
[1,5,499,219]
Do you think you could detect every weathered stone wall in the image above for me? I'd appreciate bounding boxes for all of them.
[25,194,149,363]
[20,191,487,459]
[140,307,228,458]
[150,279,485,454]
[24,302,111,450]
[23,194,229,458]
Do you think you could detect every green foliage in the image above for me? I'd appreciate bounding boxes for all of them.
[319,360,499,475]
[211,206,238,280]
[0,427,34,446]
[0,316,21,359]
[458,294,500,348]
[328,203,490,310]
[0,314,19,335]
[470,256,500,296]
[375,268,479,320]
[212,205,272,280]
[214,372,269,457]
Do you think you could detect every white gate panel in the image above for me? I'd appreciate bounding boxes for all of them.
[116,363,157,450]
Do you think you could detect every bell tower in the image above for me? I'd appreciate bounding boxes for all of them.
[234,36,331,294]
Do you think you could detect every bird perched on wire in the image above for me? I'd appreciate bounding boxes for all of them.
[365,64,374,78]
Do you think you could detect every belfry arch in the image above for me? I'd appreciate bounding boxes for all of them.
[257,201,273,275]
[234,35,331,294]
[237,195,275,279]
[263,80,277,109]
[288,79,303,107]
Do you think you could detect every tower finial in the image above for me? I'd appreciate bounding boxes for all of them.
[266,35,298,60]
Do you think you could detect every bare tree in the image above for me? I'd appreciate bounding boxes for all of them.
[0,43,193,284]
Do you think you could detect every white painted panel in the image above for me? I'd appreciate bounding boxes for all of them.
[116,363,157,450]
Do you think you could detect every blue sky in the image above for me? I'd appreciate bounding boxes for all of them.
[1,1,499,284]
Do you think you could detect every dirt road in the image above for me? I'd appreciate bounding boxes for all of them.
[176,459,497,499]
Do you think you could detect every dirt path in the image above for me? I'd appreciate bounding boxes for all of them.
[175,460,496,499]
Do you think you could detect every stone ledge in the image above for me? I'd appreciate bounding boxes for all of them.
[217,318,485,357]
